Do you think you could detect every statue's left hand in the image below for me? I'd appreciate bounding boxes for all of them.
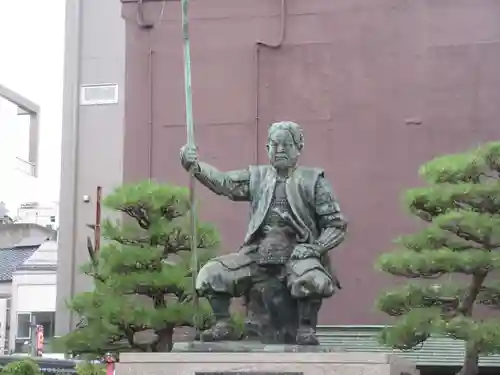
[290,244,321,260]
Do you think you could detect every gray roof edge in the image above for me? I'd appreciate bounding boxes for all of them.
[12,236,49,248]
[15,264,57,272]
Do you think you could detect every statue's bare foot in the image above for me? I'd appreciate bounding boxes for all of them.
[200,321,242,342]
[296,327,319,346]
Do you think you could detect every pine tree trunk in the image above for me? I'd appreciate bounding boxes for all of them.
[456,272,486,375]
[457,344,479,375]
[155,326,174,352]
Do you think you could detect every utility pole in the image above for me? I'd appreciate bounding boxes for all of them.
[29,315,37,356]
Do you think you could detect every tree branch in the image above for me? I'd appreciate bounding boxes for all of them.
[120,205,151,229]
[456,272,488,317]
[444,225,489,248]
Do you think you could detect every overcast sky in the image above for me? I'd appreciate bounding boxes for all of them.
[0,0,65,210]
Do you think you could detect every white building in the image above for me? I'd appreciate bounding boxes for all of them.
[15,202,59,229]
[0,239,57,354]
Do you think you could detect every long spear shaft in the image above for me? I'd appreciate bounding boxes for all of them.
[181,0,200,331]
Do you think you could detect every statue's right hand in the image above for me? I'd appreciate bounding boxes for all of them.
[180,144,199,171]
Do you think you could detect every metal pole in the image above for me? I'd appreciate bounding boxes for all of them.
[29,315,36,356]
[181,0,200,332]
[95,186,102,254]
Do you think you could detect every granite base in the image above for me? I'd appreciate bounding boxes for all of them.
[116,344,419,375]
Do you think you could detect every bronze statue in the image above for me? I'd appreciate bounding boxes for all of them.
[180,121,347,345]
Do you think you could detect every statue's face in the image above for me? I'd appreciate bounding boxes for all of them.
[266,129,301,169]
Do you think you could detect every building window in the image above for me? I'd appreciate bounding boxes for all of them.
[16,312,55,340]
[32,311,55,338]
[15,311,55,354]
[16,313,31,339]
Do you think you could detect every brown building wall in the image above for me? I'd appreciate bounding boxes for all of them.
[121,0,500,325]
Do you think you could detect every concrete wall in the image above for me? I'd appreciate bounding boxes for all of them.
[56,0,125,335]
[0,224,53,248]
[121,0,500,325]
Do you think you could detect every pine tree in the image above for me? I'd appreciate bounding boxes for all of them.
[376,142,500,375]
[61,180,219,356]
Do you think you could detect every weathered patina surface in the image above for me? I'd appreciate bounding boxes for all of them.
[180,121,347,345]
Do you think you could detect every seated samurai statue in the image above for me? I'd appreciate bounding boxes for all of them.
[180,121,347,345]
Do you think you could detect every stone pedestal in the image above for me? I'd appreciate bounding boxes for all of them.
[116,344,419,375]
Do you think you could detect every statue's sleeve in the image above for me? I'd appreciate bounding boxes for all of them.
[193,162,250,201]
[313,176,348,252]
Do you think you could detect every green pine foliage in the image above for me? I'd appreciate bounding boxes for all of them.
[2,359,41,375]
[61,180,220,356]
[75,362,106,375]
[376,142,500,375]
